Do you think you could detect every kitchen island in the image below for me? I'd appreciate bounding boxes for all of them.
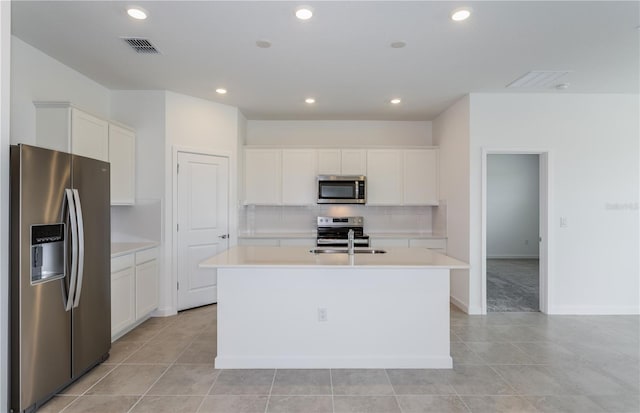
[200,246,468,369]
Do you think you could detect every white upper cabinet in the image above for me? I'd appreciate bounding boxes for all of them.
[366,149,403,205]
[317,149,366,175]
[403,149,439,205]
[70,108,109,161]
[109,124,136,205]
[341,149,367,175]
[317,149,341,175]
[35,102,108,161]
[244,149,282,205]
[35,102,136,205]
[282,149,317,205]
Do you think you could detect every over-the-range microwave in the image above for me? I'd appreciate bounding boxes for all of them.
[317,175,366,204]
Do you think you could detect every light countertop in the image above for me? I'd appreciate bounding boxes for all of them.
[111,241,160,258]
[238,232,446,239]
[200,246,467,269]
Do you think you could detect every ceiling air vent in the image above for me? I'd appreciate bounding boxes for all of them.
[122,37,160,54]
[507,71,571,88]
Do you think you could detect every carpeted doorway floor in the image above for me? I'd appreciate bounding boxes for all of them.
[487,259,539,312]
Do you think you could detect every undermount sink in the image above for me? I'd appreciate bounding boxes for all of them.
[310,248,387,254]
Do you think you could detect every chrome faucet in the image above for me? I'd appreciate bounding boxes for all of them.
[347,229,355,255]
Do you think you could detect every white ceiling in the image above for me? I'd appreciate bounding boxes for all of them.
[11,1,639,121]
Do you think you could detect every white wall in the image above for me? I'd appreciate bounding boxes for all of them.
[470,93,639,314]
[487,154,539,258]
[247,120,432,146]
[432,96,471,312]
[0,2,11,409]
[163,91,240,315]
[10,37,110,145]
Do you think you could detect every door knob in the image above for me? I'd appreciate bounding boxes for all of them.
[219,234,229,239]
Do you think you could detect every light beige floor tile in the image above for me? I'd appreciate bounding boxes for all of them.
[62,395,139,413]
[270,369,331,395]
[266,395,333,413]
[107,340,146,364]
[386,369,455,395]
[176,340,217,364]
[449,365,515,396]
[123,339,192,364]
[59,364,115,395]
[333,395,401,413]
[86,364,168,395]
[198,395,268,412]
[396,395,468,413]
[147,364,220,395]
[331,369,394,396]
[451,342,485,365]
[524,395,605,413]
[588,394,640,413]
[461,395,539,413]
[209,369,275,395]
[465,342,536,365]
[491,365,570,395]
[36,395,77,413]
[130,395,204,412]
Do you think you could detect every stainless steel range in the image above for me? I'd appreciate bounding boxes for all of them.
[316,216,370,247]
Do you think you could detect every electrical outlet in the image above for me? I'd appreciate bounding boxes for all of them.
[525,239,529,245]
[318,308,328,322]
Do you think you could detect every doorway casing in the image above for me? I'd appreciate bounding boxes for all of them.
[481,148,552,314]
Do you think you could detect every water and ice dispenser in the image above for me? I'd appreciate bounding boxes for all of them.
[30,224,65,284]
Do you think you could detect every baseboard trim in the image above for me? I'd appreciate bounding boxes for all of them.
[548,305,640,315]
[152,307,177,317]
[487,255,540,259]
[450,295,468,313]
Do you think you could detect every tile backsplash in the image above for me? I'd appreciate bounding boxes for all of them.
[240,205,443,234]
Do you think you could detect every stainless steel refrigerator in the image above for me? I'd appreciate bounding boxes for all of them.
[10,144,111,413]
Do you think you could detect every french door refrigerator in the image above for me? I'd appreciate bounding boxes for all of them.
[10,144,111,413]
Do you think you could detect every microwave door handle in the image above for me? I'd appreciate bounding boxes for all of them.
[72,189,85,308]
[354,181,359,199]
[64,189,78,312]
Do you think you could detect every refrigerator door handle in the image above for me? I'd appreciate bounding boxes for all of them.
[64,189,78,312]
[72,189,85,308]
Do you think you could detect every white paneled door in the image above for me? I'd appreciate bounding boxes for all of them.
[177,152,229,311]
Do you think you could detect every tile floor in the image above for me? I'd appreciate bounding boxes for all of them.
[38,305,639,413]
[487,259,539,312]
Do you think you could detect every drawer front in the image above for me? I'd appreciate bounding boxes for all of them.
[111,254,135,273]
[135,247,158,265]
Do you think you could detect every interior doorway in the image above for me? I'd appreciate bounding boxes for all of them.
[175,151,229,311]
[481,150,550,314]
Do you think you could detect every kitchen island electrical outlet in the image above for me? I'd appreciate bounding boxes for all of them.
[318,308,328,322]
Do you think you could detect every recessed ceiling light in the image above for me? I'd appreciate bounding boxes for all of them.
[390,98,402,105]
[216,88,227,95]
[450,8,471,22]
[256,40,272,49]
[295,7,313,20]
[305,98,316,104]
[127,7,148,20]
[390,41,407,49]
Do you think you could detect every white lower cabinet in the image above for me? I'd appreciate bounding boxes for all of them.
[110,255,135,338]
[111,246,159,341]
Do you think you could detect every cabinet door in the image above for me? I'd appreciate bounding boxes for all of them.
[366,150,403,205]
[135,258,159,320]
[109,124,136,205]
[404,149,439,205]
[341,149,367,175]
[244,149,282,204]
[317,149,341,175]
[282,149,317,205]
[71,108,109,161]
[111,256,135,339]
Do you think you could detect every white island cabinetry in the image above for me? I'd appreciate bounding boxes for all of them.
[201,246,467,369]
[110,245,159,340]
